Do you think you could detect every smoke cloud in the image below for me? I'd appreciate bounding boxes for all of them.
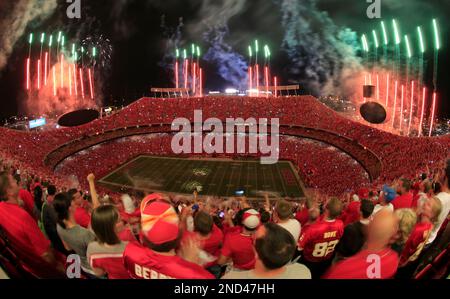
[0,0,57,71]
[278,0,363,98]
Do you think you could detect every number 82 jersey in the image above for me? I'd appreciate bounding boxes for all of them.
[298,220,344,263]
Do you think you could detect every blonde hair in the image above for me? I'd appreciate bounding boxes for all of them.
[394,209,417,245]
[429,197,443,225]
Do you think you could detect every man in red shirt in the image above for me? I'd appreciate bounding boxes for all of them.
[396,196,442,278]
[0,171,64,278]
[69,189,91,228]
[341,195,361,226]
[123,194,214,279]
[298,197,344,278]
[323,208,399,279]
[217,209,260,270]
[392,179,414,210]
[18,182,35,218]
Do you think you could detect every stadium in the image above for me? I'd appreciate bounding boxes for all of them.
[0,0,449,284]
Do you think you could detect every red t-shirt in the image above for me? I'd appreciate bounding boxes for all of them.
[298,219,344,263]
[323,248,399,279]
[123,242,214,279]
[221,230,255,270]
[392,192,413,210]
[341,201,361,226]
[19,189,35,218]
[400,222,433,265]
[0,202,51,274]
[74,206,91,228]
[183,225,224,268]
[87,242,131,279]
[295,207,309,227]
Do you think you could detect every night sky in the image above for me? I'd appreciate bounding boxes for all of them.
[0,0,449,122]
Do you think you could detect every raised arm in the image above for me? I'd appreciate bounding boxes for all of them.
[87,173,100,209]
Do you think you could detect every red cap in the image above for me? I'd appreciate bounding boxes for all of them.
[140,194,179,244]
[242,209,261,229]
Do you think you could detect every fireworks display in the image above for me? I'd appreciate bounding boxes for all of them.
[359,18,442,137]
[22,31,111,116]
[174,43,203,96]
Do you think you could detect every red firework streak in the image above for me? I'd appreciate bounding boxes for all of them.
[79,68,85,99]
[44,52,48,86]
[274,76,278,97]
[175,61,179,89]
[429,92,437,137]
[399,85,405,132]
[73,64,78,96]
[26,58,30,90]
[199,68,203,97]
[37,59,41,89]
[68,65,72,96]
[193,62,197,94]
[88,68,94,100]
[418,88,426,137]
[385,73,390,106]
[407,81,415,136]
[376,74,379,100]
[392,81,398,127]
[265,66,269,98]
[52,66,56,96]
[60,54,64,89]
[255,64,260,96]
[184,59,189,90]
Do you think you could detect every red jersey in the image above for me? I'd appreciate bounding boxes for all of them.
[323,248,399,279]
[400,222,433,266]
[87,241,131,279]
[123,242,214,279]
[341,201,361,226]
[183,225,224,268]
[221,230,255,270]
[298,219,344,263]
[19,189,35,218]
[392,192,413,210]
[74,206,91,228]
[295,207,309,227]
[0,202,52,276]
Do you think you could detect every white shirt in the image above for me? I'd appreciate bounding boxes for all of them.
[222,263,311,279]
[373,203,394,215]
[427,191,450,244]
[277,219,301,242]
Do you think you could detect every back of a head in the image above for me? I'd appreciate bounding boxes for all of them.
[47,185,57,196]
[367,208,397,247]
[360,199,375,219]
[140,195,181,253]
[255,223,296,270]
[401,178,412,192]
[275,199,292,221]
[91,205,121,245]
[194,211,213,237]
[52,193,72,229]
[394,209,417,244]
[326,197,343,219]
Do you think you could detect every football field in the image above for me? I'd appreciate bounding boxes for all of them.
[98,156,305,199]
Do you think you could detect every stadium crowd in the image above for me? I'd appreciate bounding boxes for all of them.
[0,157,449,279]
[0,96,449,279]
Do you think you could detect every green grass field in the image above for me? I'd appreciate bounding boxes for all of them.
[98,156,305,199]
